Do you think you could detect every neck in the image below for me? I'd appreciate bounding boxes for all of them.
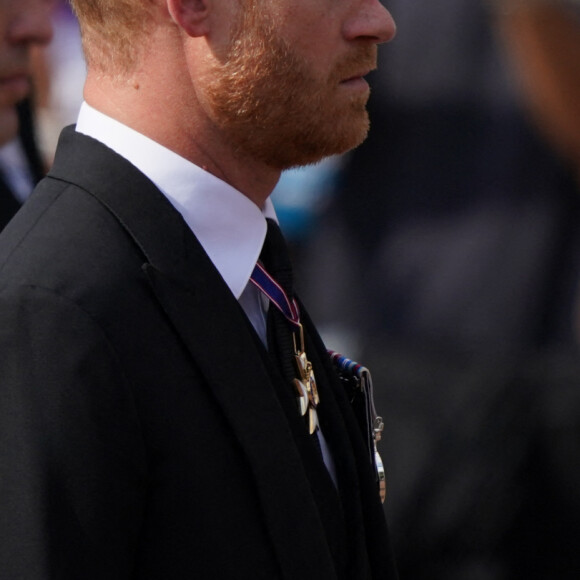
[83,65,281,208]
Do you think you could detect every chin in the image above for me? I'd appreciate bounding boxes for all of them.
[266,112,370,170]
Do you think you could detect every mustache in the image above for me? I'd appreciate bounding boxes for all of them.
[331,45,378,83]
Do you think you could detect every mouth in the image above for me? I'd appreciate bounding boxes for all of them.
[338,63,376,89]
[339,72,372,92]
[340,69,373,83]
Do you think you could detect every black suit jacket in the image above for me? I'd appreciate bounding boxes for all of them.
[0,127,397,579]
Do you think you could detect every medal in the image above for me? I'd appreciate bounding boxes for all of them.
[293,323,319,434]
[292,378,309,416]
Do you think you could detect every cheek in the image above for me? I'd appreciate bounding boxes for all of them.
[276,7,342,75]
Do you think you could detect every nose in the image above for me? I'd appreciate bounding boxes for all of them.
[343,0,397,45]
[7,0,54,48]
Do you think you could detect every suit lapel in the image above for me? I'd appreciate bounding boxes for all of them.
[48,127,340,580]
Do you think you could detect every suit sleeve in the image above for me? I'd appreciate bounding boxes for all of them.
[0,285,147,579]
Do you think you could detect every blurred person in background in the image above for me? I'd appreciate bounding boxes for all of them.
[0,0,53,229]
[496,0,580,179]
[36,0,84,161]
[282,0,580,578]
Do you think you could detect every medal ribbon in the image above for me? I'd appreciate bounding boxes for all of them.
[251,261,321,437]
[327,350,386,502]
[327,350,365,377]
[250,263,301,331]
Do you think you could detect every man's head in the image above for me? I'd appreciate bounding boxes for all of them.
[0,0,53,146]
[77,0,395,176]
[201,0,396,169]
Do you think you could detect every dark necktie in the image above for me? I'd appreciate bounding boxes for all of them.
[259,219,298,383]
[255,223,348,573]
[254,219,322,443]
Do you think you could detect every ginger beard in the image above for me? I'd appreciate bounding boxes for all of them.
[203,3,377,170]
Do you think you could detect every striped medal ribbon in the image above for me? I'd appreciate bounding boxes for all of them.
[328,351,386,503]
[251,263,320,434]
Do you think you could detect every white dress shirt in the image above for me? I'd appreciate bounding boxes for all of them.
[75,102,337,484]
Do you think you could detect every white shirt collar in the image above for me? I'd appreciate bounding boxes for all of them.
[76,102,277,299]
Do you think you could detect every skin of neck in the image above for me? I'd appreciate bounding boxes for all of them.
[82,17,281,208]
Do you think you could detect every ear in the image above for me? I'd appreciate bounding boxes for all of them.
[166,0,211,37]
